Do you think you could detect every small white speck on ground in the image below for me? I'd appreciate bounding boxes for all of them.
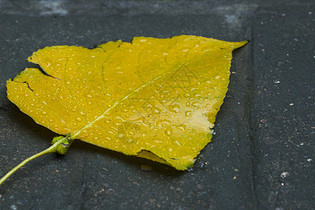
[280,172,289,178]
[10,205,17,210]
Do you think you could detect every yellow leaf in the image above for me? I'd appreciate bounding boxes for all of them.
[7,35,247,170]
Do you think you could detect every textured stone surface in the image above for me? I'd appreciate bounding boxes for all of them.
[0,1,314,209]
[252,8,315,209]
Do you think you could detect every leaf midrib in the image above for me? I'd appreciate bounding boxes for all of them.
[70,63,187,139]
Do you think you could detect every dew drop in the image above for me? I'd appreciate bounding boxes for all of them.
[176,124,186,131]
[134,117,148,126]
[169,104,180,113]
[146,104,153,108]
[153,108,161,114]
[184,93,190,98]
[117,134,124,138]
[165,127,173,136]
[185,110,192,117]
[191,101,200,107]
[42,111,47,115]
[190,87,196,92]
[156,119,171,127]
[76,117,82,122]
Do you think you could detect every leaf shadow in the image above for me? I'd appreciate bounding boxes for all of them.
[73,140,185,178]
[4,102,184,180]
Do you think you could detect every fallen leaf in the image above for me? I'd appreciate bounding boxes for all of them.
[7,35,247,170]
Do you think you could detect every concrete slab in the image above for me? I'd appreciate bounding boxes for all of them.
[0,15,254,209]
[252,7,315,209]
[0,1,314,209]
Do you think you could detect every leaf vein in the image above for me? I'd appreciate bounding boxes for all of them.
[71,63,187,139]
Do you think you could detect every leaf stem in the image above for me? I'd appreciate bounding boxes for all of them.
[0,136,68,186]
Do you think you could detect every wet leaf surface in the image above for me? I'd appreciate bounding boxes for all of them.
[7,35,247,170]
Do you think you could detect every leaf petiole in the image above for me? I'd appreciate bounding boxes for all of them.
[0,136,73,186]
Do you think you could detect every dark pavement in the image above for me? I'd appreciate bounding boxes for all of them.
[0,1,314,209]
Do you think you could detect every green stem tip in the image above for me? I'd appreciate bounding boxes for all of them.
[0,136,73,186]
